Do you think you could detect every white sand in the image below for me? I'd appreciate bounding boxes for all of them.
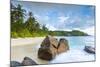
[11,37,44,46]
[11,37,49,64]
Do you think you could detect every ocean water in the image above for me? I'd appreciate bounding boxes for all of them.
[49,36,95,64]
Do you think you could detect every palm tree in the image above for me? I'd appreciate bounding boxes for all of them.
[16,4,26,22]
[11,4,26,32]
[42,24,48,31]
[11,4,26,23]
[25,12,36,32]
[11,3,16,23]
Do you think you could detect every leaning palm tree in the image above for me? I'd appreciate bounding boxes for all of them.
[11,4,26,23]
[15,4,26,22]
[11,4,26,32]
[25,12,36,32]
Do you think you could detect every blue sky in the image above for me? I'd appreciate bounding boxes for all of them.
[11,1,95,35]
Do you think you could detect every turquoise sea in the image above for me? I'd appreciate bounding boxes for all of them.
[50,36,95,63]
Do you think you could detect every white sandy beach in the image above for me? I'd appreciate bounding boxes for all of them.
[11,37,45,46]
[11,37,50,64]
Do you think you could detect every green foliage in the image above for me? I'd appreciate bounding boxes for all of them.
[23,29,33,37]
[48,30,88,36]
[42,25,48,31]
[11,3,48,38]
[25,12,38,32]
[71,30,88,36]
[11,32,18,38]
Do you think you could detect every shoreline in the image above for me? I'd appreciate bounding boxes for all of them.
[11,37,49,64]
[11,36,94,47]
[11,36,95,64]
[11,37,45,47]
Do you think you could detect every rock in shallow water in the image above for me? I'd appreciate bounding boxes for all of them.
[84,46,95,54]
[21,57,38,66]
[57,38,69,54]
[10,61,22,67]
[11,57,37,67]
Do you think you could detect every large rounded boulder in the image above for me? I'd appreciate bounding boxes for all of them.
[38,36,58,60]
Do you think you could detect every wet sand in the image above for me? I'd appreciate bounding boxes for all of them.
[11,37,49,64]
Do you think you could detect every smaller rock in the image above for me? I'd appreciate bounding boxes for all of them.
[21,57,37,66]
[84,46,95,54]
[57,38,69,54]
[10,61,22,67]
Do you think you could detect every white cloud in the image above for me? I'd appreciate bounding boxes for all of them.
[58,16,69,23]
[34,14,49,19]
[34,14,50,25]
[34,14,49,21]
[73,28,81,30]
[46,24,57,31]
[82,26,95,36]
[34,14,41,20]
[58,28,72,31]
